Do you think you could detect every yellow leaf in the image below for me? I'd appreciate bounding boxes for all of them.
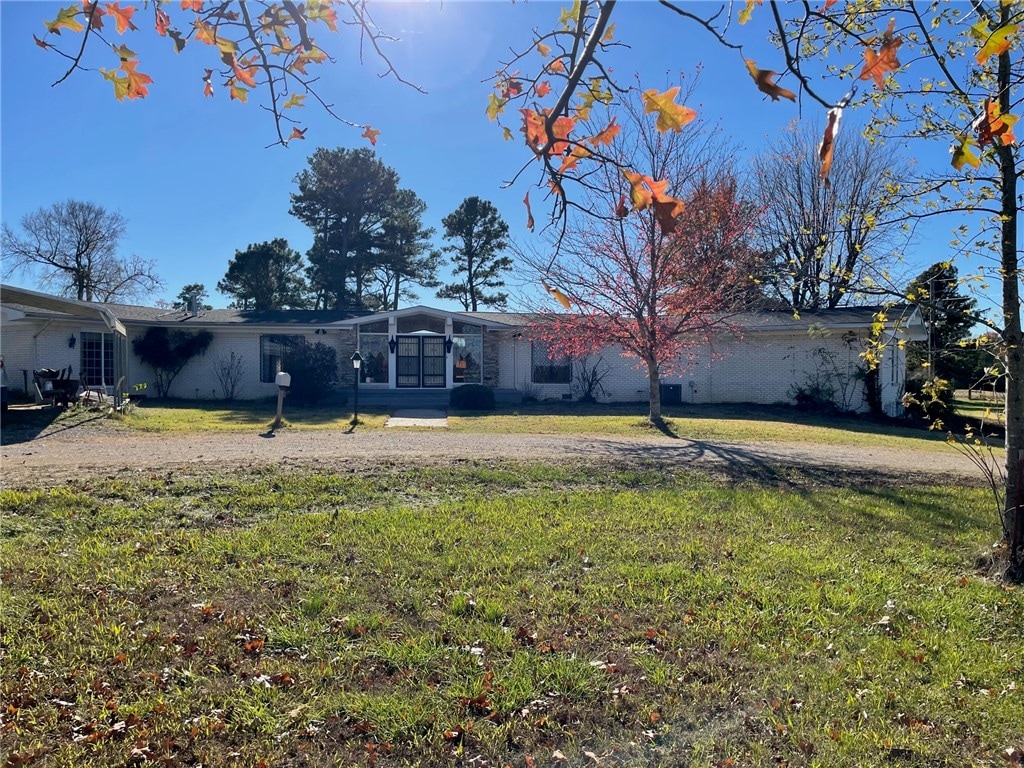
[536,41,551,57]
[559,0,580,29]
[951,135,982,171]
[641,87,696,133]
[543,282,572,310]
[100,67,130,100]
[738,0,761,24]
[601,23,615,43]
[502,127,513,142]
[230,82,248,102]
[46,4,84,33]
[283,93,305,109]
[486,93,506,121]
[972,21,1017,64]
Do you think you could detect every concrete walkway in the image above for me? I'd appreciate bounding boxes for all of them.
[384,408,449,428]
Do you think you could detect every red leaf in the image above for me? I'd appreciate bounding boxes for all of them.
[155,8,170,36]
[289,127,307,141]
[745,60,796,102]
[536,81,551,97]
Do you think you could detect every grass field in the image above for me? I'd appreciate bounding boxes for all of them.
[106,399,974,453]
[2,462,1021,767]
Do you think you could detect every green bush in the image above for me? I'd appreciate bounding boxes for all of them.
[287,342,338,404]
[450,383,495,411]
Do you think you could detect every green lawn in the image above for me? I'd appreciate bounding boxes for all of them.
[113,399,973,452]
[2,462,1021,767]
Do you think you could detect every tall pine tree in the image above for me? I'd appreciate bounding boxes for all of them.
[436,197,512,311]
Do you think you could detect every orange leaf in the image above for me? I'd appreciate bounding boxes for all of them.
[180,0,203,9]
[818,106,842,186]
[524,191,535,232]
[536,81,552,98]
[233,59,258,88]
[542,281,571,310]
[536,41,551,57]
[977,99,1018,147]
[745,60,796,102]
[615,194,629,218]
[973,22,1017,65]
[202,68,214,98]
[547,58,566,74]
[642,87,697,132]
[289,127,307,141]
[230,82,248,102]
[104,2,137,34]
[823,0,838,7]
[362,126,381,145]
[623,170,654,211]
[587,118,620,147]
[858,19,902,88]
[121,59,152,99]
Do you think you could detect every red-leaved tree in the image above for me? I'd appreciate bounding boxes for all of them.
[524,172,758,423]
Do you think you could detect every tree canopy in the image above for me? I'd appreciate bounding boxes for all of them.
[2,199,161,303]
[217,238,308,310]
[436,197,512,312]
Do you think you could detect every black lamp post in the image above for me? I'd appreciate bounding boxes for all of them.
[350,350,363,425]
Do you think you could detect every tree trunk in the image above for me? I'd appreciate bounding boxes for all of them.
[996,37,1022,576]
[647,358,662,424]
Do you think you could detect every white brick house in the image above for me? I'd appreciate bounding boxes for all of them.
[0,284,924,415]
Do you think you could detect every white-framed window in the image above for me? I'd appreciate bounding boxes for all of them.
[531,341,571,384]
[80,331,113,387]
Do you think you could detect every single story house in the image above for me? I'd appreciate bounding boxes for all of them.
[0,284,925,415]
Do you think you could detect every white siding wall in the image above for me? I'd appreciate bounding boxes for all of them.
[1,318,100,393]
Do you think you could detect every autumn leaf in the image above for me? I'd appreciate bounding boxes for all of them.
[111,42,135,61]
[168,29,186,52]
[486,93,506,121]
[976,98,1018,147]
[951,135,982,171]
[652,195,684,234]
[745,60,796,102]
[230,82,249,102]
[642,87,697,132]
[104,3,137,34]
[542,281,572,309]
[559,0,581,29]
[537,41,551,57]
[972,22,1018,65]
[502,79,523,98]
[823,0,838,8]
[547,58,566,74]
[739,0,762,25]
[818,106,842,186]
[83,0,105,30]
[33,34,51,49]
[121,59,152,98]
[180,0,203,10]
[283,93,306,109]
[155,9,170,36]
[362,126,381,145]
[859,18,902,89]
[202,68,214,98]
[623,169,655,211]
[587,118,620,147]
[46,5,85,34]
[615,194,629,218]
[536,81,552,98]
[100,67,130,100]
[524,191,535,232]
[557,145,591,174]
[520,109,574,156]
[306,3,339,32]
[289,127,307,141]
[233,59,258,88]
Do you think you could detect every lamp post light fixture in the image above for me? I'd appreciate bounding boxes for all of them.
[350,350,363,425]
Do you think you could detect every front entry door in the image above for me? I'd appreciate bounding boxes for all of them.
[396,336,446,388]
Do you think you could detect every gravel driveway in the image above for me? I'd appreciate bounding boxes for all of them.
[0,414,987,489]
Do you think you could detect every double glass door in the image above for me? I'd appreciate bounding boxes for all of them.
[396,335,446,388]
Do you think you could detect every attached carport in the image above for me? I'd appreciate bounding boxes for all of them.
[1,284,129,408]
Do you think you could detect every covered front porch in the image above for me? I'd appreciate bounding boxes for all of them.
[334,306,511,392]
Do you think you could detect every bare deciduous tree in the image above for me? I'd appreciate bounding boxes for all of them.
[2,199,161,303]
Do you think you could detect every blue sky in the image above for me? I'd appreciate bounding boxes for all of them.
[1,1,953,310]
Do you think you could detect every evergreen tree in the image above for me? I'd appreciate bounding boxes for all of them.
[436,197,512,311]
[217,239,308,310]
[171,283,213,311]
[906,262,979,388]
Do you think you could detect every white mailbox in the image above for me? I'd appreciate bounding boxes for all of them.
[275,371,291,388]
